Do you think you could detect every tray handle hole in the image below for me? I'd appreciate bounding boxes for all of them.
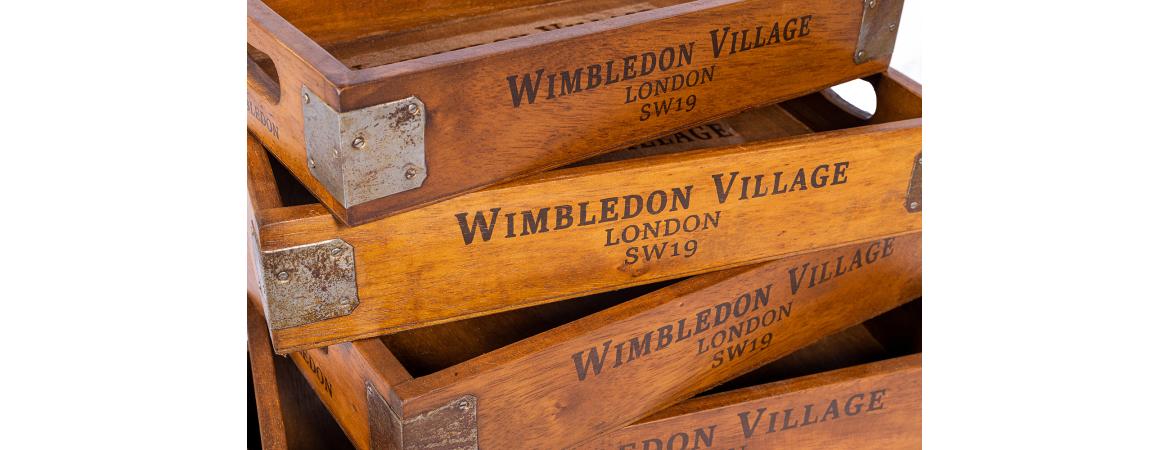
[825,78,877,120]
[247,44,281,104]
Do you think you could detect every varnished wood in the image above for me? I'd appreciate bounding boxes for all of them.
[379,282,667,376]
[261,0,571,47]
[248,132,284,213]
[247,0,906,224]
[248,296,354,450]
[580,298,921,449]
[781,68,921,132]
[291,232,921,449]
[569,105,813,166]
[704,322,890,396]
[250,75,923,352]
[323,0,686,69]
[582,354,921,449]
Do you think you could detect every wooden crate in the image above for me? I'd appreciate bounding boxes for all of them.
[579,306,922,450]
[249,70,922,353]
[248,295,354,450]
[247,0,908,225]
[284,233,920,449]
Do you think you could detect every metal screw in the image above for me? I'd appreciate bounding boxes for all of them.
[868,0,876,8]
[909,201,920,210]
[407,103,420,117]
[457,400,470,411]
[856,50,866,60]
[330,247,343,257]
[404,167,418,179]
[276,271,290,282]
[351,136,366,149]
[302,93,310,104]
[308,158,316,168]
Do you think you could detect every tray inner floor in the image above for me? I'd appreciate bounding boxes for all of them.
[379,280,675,377]
[319,0,691,69]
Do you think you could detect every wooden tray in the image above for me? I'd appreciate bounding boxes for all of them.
[247,0,908,225]
[249,70,922,353]
[281,233,920,449]
[580,303,922,449]
[248,295,354,449]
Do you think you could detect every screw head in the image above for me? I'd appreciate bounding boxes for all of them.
[407,103,420,117]
[276,271,290,282]
[868,0,876,7]
[330,247,343,257]
[302,93,310,104]
[351,136,366,149]
[856,50,866,60]
[909,201,920,210]
[457,400,470,411]
[308,158,316,168]
[404,167,418,179]
[889,23,897,32]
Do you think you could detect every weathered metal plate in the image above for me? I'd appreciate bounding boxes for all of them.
[248,217,268,303]
[260,238,359,329]
[302,87,427,208]
[367,382,401,450]
[384,394,478,450]
[854,0,906,64]
[905,153,921,212]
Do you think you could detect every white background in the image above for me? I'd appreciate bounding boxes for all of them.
[1,0,1168,448]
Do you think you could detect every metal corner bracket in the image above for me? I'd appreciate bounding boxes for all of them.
[905,153,921,212]
[853,0,906,64]
[368,384,478,450]
[302,87,427,209]
[259,238,359,329]
[367,382,401,450]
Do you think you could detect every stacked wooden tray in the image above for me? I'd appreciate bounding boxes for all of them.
[247,0,920,448]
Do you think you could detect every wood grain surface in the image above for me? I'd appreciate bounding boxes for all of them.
[248,295,354,450]
[247,0,905,224]
[288,232,920,449]
[251,81,922,352]
[581,354,921,449]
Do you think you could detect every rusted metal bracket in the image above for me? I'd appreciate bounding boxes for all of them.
[367,382,401,450]
[905,153,921,212]
[303,86,427,208]
[854,0,906,64]
[259,238,359,329]
[368,383,478,450]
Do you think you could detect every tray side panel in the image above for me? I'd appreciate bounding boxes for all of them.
[251,0,905,224]
[581,354,922,449]
[342,0,901,222]
[286,339,411,450]
[396,232,921,449]
[263,120,922,353]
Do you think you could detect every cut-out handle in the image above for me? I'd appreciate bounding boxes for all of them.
[247,44,281,104]
[824,78,877,121]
